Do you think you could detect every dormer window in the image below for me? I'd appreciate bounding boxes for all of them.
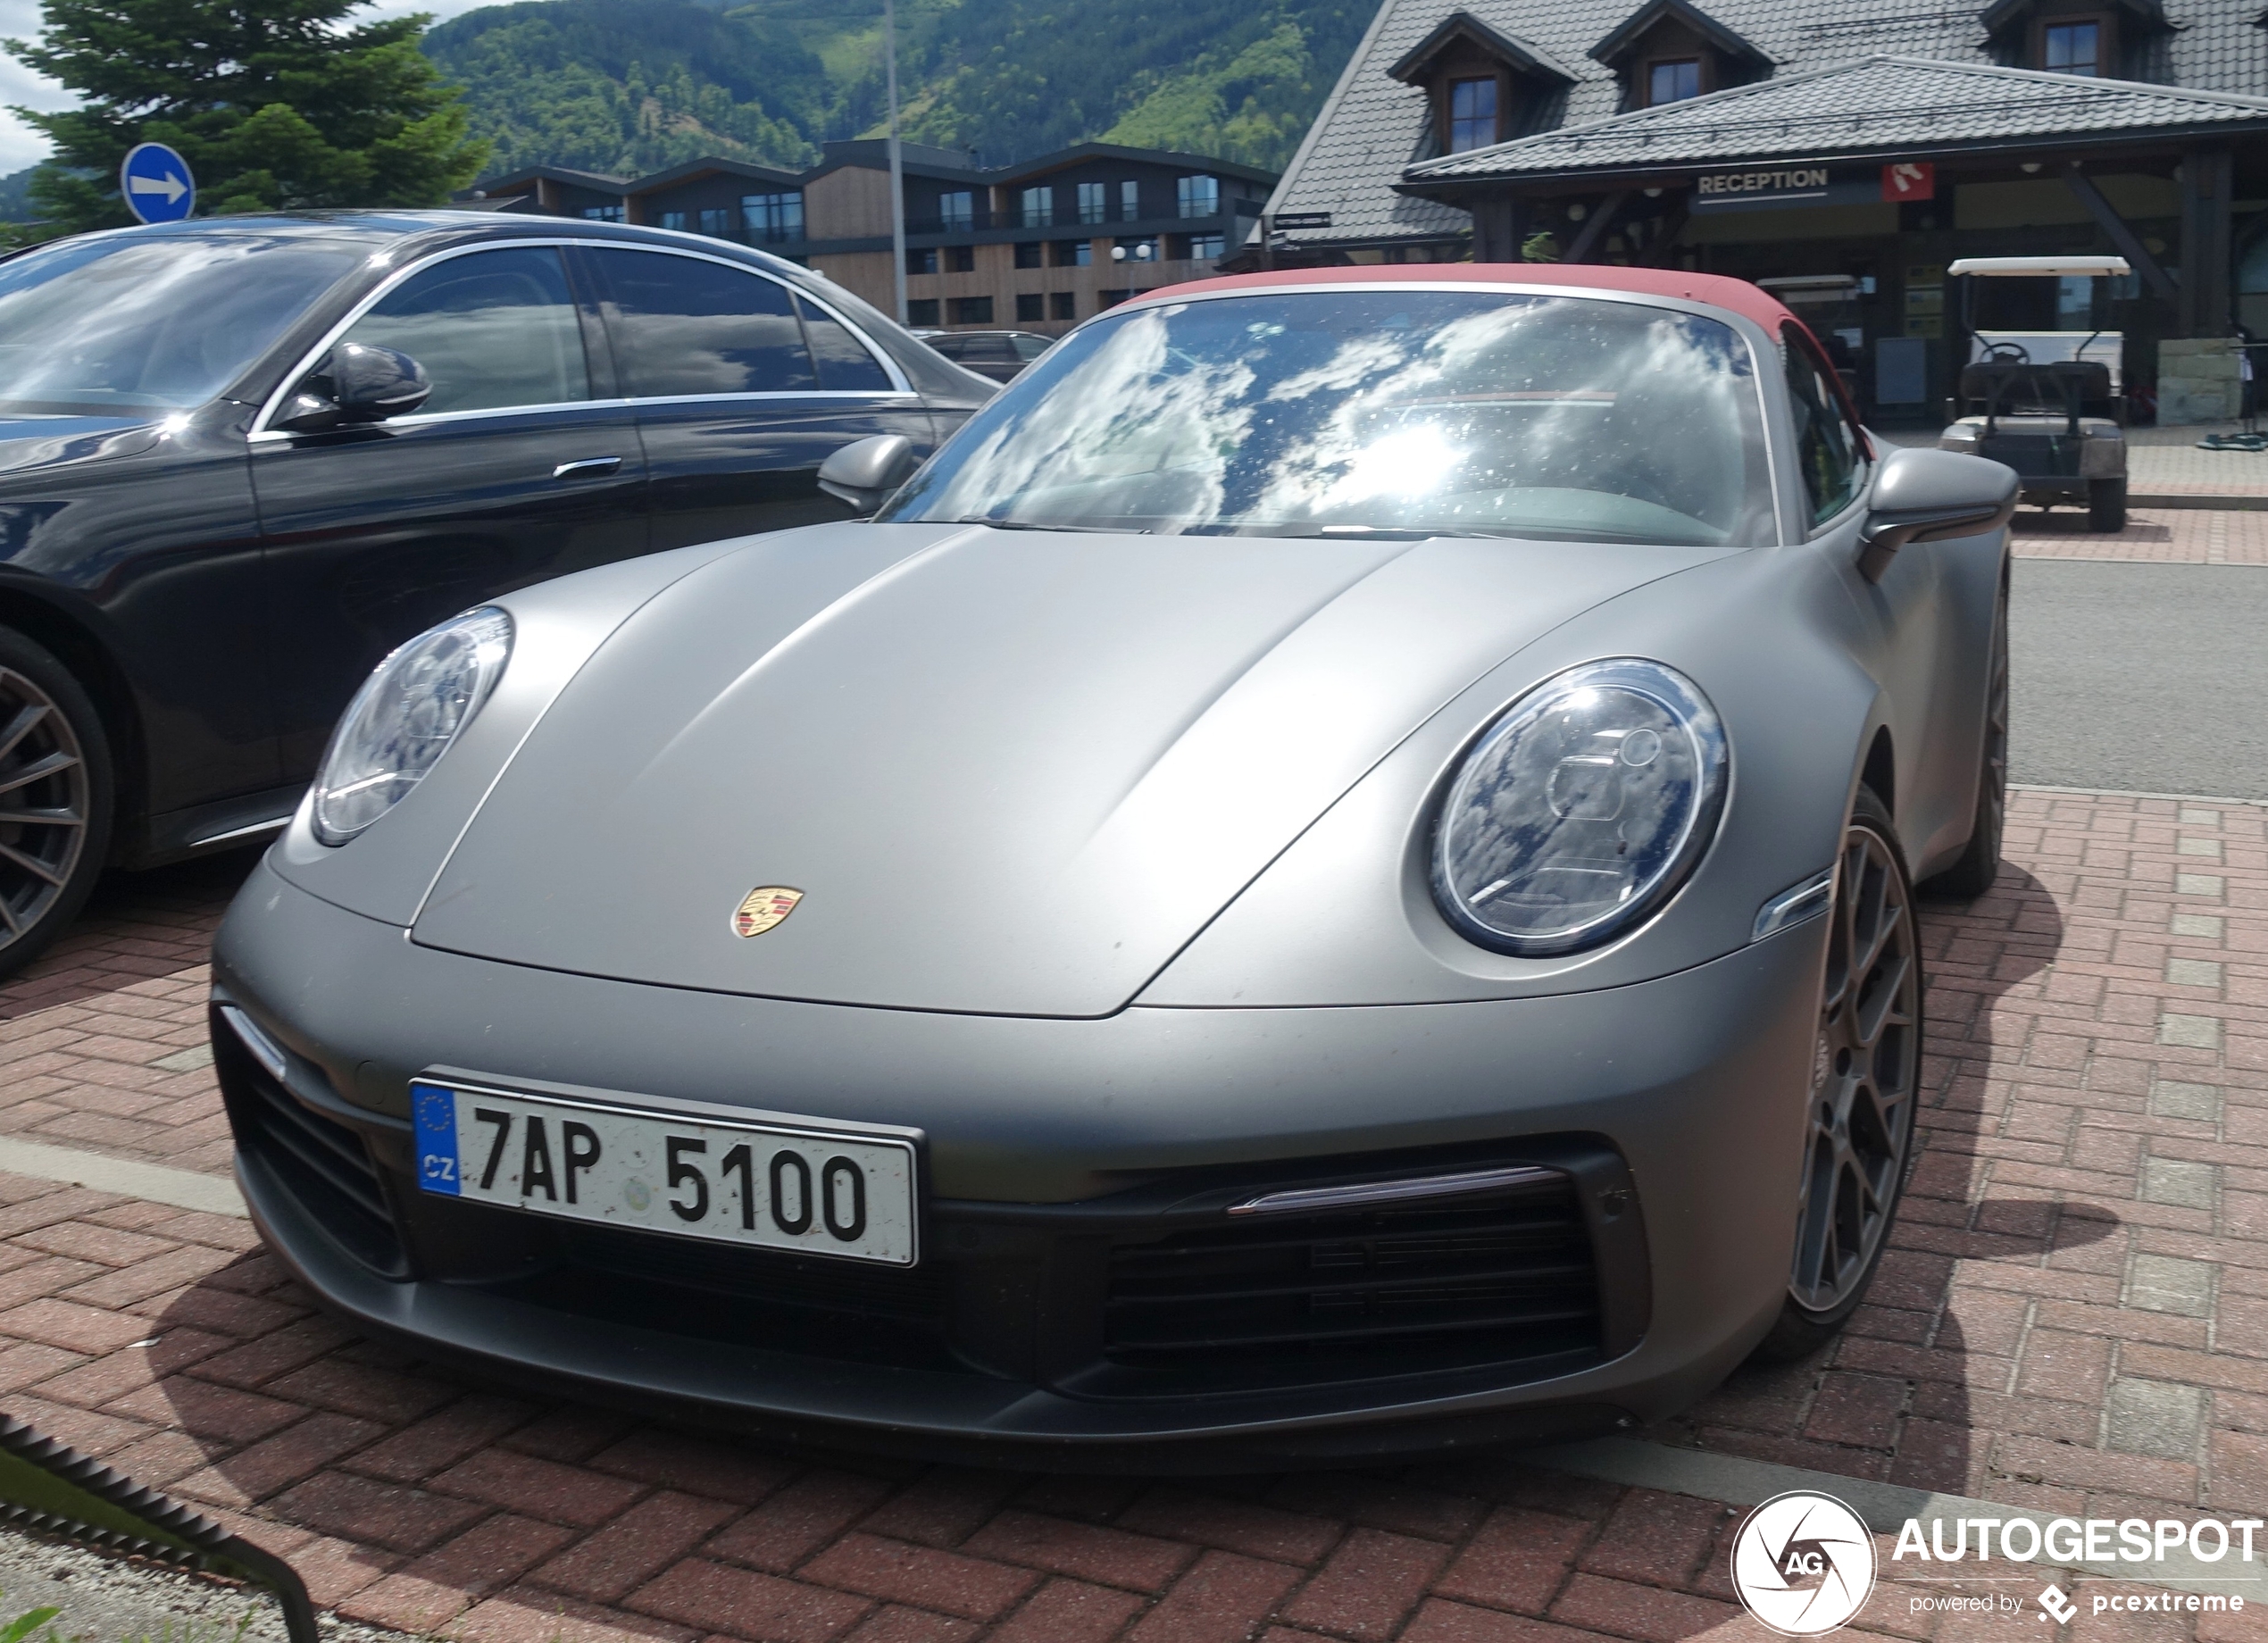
[1590,0,1770,113]
[1448,78,1500,150]
[1647,58,1702,103]
[1982,0,2157,78]
[1390,13,1573,159]
[2043,17,2103,72]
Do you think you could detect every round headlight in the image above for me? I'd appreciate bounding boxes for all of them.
[311,607,513,846]
[1432,658,1728,955]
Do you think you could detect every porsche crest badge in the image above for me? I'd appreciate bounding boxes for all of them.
[732,887,803,938]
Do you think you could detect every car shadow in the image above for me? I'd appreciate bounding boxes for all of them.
[0,845,263,1019]
[1643,860,2109,1496]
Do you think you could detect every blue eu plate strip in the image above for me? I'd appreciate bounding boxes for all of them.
[411,1081,462,1196]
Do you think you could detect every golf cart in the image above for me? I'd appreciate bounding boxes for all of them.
[1937,254,2130,530]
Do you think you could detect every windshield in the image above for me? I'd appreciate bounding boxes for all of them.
[0,233,363,415]
[882,289,1772,546]
[1972,274,2128,333]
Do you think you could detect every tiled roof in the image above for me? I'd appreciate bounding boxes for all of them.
[1260,0,2268,246]
[1408,54,2268,181]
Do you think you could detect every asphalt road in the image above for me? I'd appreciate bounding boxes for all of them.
[2010,558,2268,801]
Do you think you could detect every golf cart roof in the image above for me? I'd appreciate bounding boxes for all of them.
[1947,255,2130,278]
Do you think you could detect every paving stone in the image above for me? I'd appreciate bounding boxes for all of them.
[2105,1378,2209,1460]
[2130,1253,2220,1318]
[2170,958,2227,988]
[2142,1156,2221,1210]
[2178,873,2227,897]
[2173,913,2227,938]
[2152,1080,2226,1122]
[2161,1013,2226,1050]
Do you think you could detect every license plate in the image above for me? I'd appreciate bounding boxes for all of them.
[410,1080,918,1265]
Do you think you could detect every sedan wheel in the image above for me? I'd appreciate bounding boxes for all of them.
[1755,789,1922,1360]
[0,630,112,980]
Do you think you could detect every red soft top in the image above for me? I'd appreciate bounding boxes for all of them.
[1134,262,1800,336]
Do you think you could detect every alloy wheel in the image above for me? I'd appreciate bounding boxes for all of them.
[0,666,89,952]
[1790,818,1921,1314]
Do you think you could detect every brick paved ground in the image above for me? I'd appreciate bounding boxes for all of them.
[0,788,2264,1642]
[2010,509,2268,564]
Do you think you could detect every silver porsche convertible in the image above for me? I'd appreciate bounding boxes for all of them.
[213,265,2017,1467]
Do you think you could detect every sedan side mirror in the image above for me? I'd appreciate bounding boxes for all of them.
[818,434,918,516]
[333,343,432,421]
[1856,447,2018,581]
[271,343,432,434]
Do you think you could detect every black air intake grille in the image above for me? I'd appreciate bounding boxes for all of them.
[217,1024,404,1276]
[1101,1173,1600,1392]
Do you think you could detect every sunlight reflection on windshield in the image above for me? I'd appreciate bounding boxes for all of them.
[888,290,1772,546]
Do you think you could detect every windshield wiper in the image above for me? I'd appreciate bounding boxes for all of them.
[946,516,1144,534]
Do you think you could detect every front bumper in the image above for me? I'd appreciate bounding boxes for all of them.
[213,859,1827,1467]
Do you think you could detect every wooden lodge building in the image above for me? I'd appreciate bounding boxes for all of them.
[1251,0,2268,421]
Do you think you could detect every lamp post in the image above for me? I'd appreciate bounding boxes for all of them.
[887,0,907,325]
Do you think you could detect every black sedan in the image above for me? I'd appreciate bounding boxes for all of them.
[0,212,992,973]
[921,329,1055,382]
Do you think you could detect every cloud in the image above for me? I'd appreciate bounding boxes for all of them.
[0,0,502,175]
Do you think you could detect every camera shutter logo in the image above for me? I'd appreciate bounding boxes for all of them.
[1731,1491,1878,1636]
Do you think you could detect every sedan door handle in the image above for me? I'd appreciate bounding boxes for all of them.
[552,455,624,480]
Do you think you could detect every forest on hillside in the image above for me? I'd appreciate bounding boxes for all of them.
[421,0,1375,180]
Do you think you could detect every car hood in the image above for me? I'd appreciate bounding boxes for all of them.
[0,413,163,477]
[411,521,1728,1017]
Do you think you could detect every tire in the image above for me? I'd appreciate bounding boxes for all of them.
[1920,562,2007,901]
[2088,477,2127,532]
[0,627,112,981]
[1750,788,1923,1364]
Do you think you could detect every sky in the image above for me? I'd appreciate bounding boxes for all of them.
[0,0,496,174]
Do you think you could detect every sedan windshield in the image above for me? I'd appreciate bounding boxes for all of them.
[0,233,363,415]
[883,288,1773,545]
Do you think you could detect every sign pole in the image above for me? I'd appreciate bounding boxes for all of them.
[886,0,907,326]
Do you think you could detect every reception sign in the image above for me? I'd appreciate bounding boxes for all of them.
[1691,162,1936,212]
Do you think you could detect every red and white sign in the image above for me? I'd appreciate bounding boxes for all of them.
[1881,163,1935,203]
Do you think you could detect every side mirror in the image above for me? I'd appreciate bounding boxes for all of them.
[818,434,919,515]
[1856,447,2018,581]
[271,344,432,434]
[333,343,432,421]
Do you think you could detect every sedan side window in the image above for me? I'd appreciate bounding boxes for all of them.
[795,295,892,391]
[334,247,590,416]
[1782,325,1865,526]
[591,249,819,396]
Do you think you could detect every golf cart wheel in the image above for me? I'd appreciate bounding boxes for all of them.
[2088,479,2127,532]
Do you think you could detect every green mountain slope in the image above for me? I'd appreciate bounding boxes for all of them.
[422,0,830,177]
[427,0,1372,181]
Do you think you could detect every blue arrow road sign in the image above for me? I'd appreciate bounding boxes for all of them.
[120,142,194,224]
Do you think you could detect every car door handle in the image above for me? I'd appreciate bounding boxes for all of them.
[552,456,624,480]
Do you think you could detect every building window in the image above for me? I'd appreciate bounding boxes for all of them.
[946,244,975,272]
[1050,239,1091,267]
[741,192,803,243]
[907,298,940,328]
[1099,288,1137,308]
[1050,291,1076,320]
[658,210,688,230]
[1016,292,1046,322]
[581,204,625,222]
[1647,59,1701,104]
[1182,232,1225,262]
[1176,174,1220,218]
[2043,19,2101,74]
[699,208,730,237]
[1078,181,1107,224]
[1021,187,1053,227]
[951,296,995,325]
[1014,241,1044,269]
[906,246,938,274]
[938,189,974,229]
[1121,180,1140,220]
[1447,78,1499,152]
